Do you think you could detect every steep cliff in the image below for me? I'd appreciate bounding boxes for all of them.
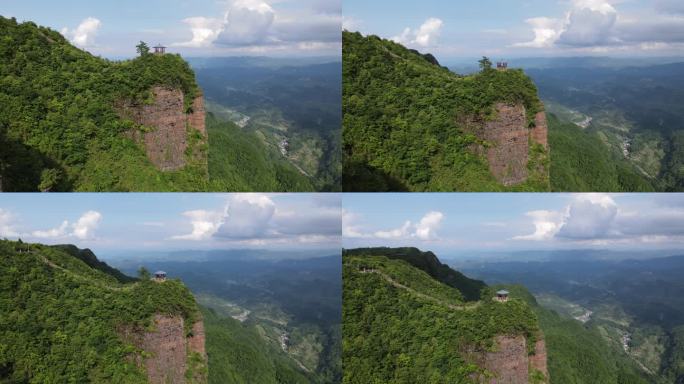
[0,16,208,191]
[466,103,549,186]
[342,248,547,383]
[120,314,208,384]
[117,86,207,172]
[0,240,206,383]
[343,31,549,191]
[474,335,548,384]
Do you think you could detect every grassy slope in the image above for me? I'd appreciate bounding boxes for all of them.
[548,114,655,191]
[342,31,548,192]
[0,240,200,383]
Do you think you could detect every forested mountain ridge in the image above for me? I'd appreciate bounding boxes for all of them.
[0,239,207,383]
[343,247,486,301]
[0,16,211,191]
[342,248,547,383]
[342,31,549,191]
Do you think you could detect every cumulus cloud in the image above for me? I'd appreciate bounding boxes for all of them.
[173,194,341,245]
[392,18,443,48]
[28,211,102,240]
[175,17,223,47]
[513,210,564,241]
[71,211,102,240]
[0,209,19,237]
[342,16,360,31]
[514,17,565,48]
[215,194,276,239]
[171,210,223,241]
[557,3,618,47]
[32,221,69,239]
[175,0,340,50]
[514,0,684,50]
[61,17,101,47]
[343,211,444,241]
[515,194,684,245]
[556,194,618,239]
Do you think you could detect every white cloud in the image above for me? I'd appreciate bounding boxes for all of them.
[415,211,443,240]
[174,17,223,48]
[513,17,565,48]
[175,0,340,50]
[28,211,102,240]
[557,2,618,47]
[343,210,444,241]
[392,18,443,48]
[215,0,276,46]
[71,211,102,240]
[375,221,411,239]
[32,221,69,239]
[514,0,684,51]
[171,210,223,241]
[173,194,340,245]
[215,194,276,238]
[61,17,101,47]
[556,194,618,239]
[0,209,19,237]
[513,210,564,241]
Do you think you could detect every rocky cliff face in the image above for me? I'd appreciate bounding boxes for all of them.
[117,86,206,171]
[120,314,207,384]
[465,103,549,186]
[471,334,548,384]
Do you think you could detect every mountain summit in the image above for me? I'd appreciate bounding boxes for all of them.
[342,31,549,191]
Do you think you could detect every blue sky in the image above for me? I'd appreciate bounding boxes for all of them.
[344,0,684,60]
[1,0,341,57]
[343,193,684,254]
[0,193,341,254]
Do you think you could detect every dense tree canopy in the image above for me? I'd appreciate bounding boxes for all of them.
[0,240,201,383]
[342,31,545,191]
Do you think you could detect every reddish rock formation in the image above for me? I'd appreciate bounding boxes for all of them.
[470,334,549,384]
[119,314,207,384]
[530,338,549,380]
[531,111,548,150]
[117,86,206,171]
[483,335,529,384]
[463,102,549,186]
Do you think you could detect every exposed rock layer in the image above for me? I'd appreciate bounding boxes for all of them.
[119,314,207,384]
[472,335,548,384]
[117,86,206,171]
[464,103,549,186]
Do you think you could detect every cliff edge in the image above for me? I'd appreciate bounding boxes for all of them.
[466,103,549,186]
[117,86,207,172]
[120,314,207,384]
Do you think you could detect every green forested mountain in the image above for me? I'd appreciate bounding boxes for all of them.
[0,16,209,192]
[206,114,313,191]
[0,240,201,383]
[547,114,655,191]
[203,308,313,384]
[343,247,485,301]
[342,249,541,383]
[342,31,546,192]
[343,247,650,384]
[0,16,316,192]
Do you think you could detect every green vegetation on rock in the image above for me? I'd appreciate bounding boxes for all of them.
[342,31,546,191]
[342,248,540,383]
[0,16,210,192]
[0,239,201,383]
